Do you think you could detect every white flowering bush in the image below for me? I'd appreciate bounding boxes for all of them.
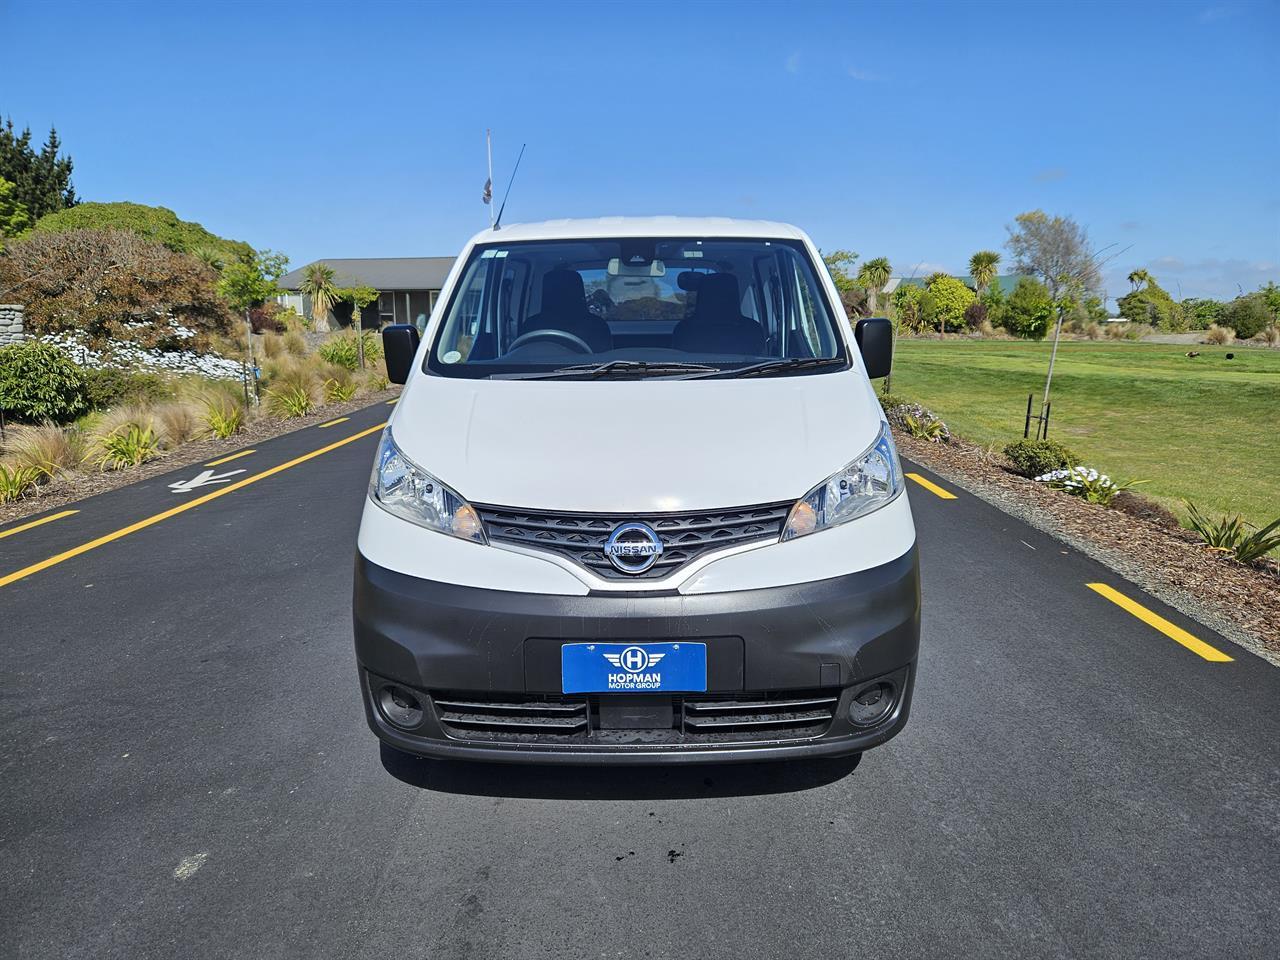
[1034,466,1145,507]
[885,402,951,443]
[41,330,242,381]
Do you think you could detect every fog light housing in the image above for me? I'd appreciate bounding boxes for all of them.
[849,681,895,727]
[378,684,424,729]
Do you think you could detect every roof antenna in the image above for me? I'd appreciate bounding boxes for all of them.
[493,143,525,231]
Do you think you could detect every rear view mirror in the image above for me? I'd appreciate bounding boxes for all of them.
[382,324,421,385]
[854,317,893,379]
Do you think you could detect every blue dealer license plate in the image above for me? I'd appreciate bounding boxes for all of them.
[561,642,707,694]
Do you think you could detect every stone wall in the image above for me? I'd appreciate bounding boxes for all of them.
[0,304,25,346]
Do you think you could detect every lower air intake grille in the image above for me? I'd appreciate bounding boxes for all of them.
[429,690,839,745]
[474,501,792,580]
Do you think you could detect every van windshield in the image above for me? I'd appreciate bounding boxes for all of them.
[426,237,847,379]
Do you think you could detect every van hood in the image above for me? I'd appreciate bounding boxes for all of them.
[390,371,885,513]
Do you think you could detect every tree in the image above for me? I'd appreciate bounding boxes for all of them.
[339,285,380,368]
[0,118,76,221]
[1005,210,1101,300]
[0,175,31,248]
[1127,268,1151,291]
[924,274,976,335]
[33,201,254,265]
[217,249,289,312]
[1117,272,1185,330]
[856,257,892,314]
[968,250,1001,297]
[1004,278,1055,339]
[1180,298,1223,330]
[821,249,859,295]
[300,262,338,332]
[0,228,232,349]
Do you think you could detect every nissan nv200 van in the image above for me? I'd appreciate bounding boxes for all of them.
[355,217,919,764]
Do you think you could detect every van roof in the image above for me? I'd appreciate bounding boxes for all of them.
[468,216,809,245]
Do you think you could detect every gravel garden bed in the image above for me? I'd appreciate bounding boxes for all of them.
[896,433,1280,665]
[0,389,398,527]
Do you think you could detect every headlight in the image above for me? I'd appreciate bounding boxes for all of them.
[369,429,486,543]
[782,423,903,540]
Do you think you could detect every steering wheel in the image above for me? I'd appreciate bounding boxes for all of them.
[507,328,593,354]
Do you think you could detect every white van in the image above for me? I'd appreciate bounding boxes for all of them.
[355,217,919,764]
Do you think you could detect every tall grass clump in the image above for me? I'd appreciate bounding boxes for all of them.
[261,332,286,359]
[155,400,203,448]
[1204,324,1236,345]
[322,364,358,403]
[266,363,317,418]
[5,424,87,480]
[284,330,307,357]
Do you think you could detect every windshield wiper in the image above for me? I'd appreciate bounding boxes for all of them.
[492,360,722,381]
[681,356,847,380]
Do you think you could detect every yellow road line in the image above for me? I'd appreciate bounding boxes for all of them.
[0,510,80,542]
[1086,583,1233,662]
[318,417,350,429]
[205,449,256,467]
[906,472,957,500]
[0,424,385,590]
[385,398,398,405]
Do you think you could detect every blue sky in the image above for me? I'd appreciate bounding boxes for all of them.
[4,0,1277,303]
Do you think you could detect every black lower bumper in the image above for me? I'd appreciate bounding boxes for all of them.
[353,547,920,764]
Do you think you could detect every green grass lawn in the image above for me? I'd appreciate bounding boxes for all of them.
[888,338,1280,530]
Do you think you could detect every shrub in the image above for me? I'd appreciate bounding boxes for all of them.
[0,228,232,349]
[324,378,358,404]
[1204,324,1235,345]
[95,421,160,470]
[886,402,950,442]
[924,274,975,332]
[5,424,86,480]
[1261,325,1280,347]
[1221,293,1273,340]
[81,368,173,410]
[1185,502,1280,564]
[248,303,286,334]
[1034,466,1146,507]
[1003,439,1079,478]
[0,462,41,503]
[1004,278,1054,340]
[1084,321,1102,340]
[202,393,244,439]
[318,331,382,371]
[0,341,90,423]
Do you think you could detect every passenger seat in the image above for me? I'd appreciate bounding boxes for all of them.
[671,273,766,355]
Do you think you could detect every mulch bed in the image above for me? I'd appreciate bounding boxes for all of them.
[897,434,1280,665]
[0,389,399,527]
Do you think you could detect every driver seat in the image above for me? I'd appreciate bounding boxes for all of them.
[521,270,612,352]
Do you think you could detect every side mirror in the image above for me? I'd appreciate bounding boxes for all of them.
[854,317,893,379]
[382,324,421,385]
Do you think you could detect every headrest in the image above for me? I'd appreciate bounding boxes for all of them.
[694,273,741,320]
[676,271,704,292]
[541,270,586,313]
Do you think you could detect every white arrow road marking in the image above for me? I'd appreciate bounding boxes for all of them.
[168,469,246,494]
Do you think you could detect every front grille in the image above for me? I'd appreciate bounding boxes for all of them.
[431,690,839,745]
[474,501,792,580]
